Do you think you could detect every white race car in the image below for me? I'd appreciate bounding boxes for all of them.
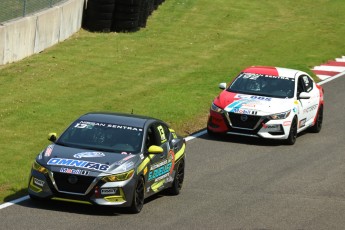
[207,66,324,145]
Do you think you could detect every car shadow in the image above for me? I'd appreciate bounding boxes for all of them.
[191,129,309,147]
[9,190,169,216]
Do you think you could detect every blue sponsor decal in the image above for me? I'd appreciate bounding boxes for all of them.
[148,162,172,182]
[226,99,258,115]
[47,158,109,172]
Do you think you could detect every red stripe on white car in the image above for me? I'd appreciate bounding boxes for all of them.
[312,56,345,80]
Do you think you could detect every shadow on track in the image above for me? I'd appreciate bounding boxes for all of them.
[11,190,168,216]
[190,129,309,147]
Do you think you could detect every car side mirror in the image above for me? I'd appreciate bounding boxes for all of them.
[148,145,164,154]
[48,133,57,142]
[298,92,311,100]
[219,83,227,90]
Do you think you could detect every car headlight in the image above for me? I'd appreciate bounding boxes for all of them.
[269,110,291,120]
[101,169,134,182]
[211,103,223,113]
[32,161,48,174]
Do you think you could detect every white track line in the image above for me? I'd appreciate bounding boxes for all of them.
[316,75,332,80]
[0,195,29,210]
[318,71,345,85]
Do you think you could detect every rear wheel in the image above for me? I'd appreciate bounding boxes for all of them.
[166,159,185,195]
[309,106,323,133]
[285,117,297,145]
[128,176,144,213]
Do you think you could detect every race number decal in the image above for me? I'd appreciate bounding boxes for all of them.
[157,125,167,143]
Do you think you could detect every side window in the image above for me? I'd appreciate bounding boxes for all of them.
[297,77,305,95]
[303,75,313,92]
[145,123,170,148]
[145,126,158,149]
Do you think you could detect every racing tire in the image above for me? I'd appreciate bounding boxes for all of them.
[116,0,141,6]
[128,176,145,213]
[285,117,297,145]
[309,106,323,133]
[166,159,185,195]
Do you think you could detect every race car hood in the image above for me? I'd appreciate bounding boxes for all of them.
[36,144,140,174]
[214,91,293,115]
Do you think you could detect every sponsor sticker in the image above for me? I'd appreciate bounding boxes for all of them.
[34,178,45,187]
[101,188,117,195]
[225,98,259,114]
[75,121,143,132]
[73,152,105,159]
[44,145,54,157]
[235,94,272,101]
[265,125,281,132]
[232,108,257,115]
[303,104,318,113]
[148,150,175,182]
[299,118,306,128]
[283,121,292,126]
[60,167,90,175]
[47,158,109,172]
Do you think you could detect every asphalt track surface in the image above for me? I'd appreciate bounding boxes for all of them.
[1,75,345,229]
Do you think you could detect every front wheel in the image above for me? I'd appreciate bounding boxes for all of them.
[285,117,297,145]
[309,106,323,133]
[128,176,145,213]
[166,159,185,195]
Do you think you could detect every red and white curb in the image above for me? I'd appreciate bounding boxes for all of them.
[312,56,345,80]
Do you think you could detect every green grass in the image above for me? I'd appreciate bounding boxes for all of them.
[1,0,345,203]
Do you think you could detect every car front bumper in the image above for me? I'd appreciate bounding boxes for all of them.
[207,110,292,140]
[28,169,136,207]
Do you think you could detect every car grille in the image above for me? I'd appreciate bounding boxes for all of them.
[228,112,261,129]
[53,172,95,194]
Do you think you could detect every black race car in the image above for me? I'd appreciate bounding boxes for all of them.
[28,112,186,213]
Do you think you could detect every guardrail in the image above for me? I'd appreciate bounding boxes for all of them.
[0,0,84,65]
[0,0,66,24]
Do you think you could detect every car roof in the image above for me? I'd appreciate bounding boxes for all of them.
[77,112,160,128]
[242,66,308,79]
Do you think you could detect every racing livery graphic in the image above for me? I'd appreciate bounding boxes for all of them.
[207,66,324,145]
[28,112,186,213]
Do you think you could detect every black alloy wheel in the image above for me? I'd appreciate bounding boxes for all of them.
[310,106,323,133]
[285,117,297,145]
[129,176,144,213]
[166,160,185,195]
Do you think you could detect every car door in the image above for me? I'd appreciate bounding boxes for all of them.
[296,75,319,128]
[144,122,172,195]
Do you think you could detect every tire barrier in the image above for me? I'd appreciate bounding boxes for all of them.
[83,0,166,32]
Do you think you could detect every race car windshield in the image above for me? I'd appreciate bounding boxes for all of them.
[56,120,144,154]
[227,72,295,98]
